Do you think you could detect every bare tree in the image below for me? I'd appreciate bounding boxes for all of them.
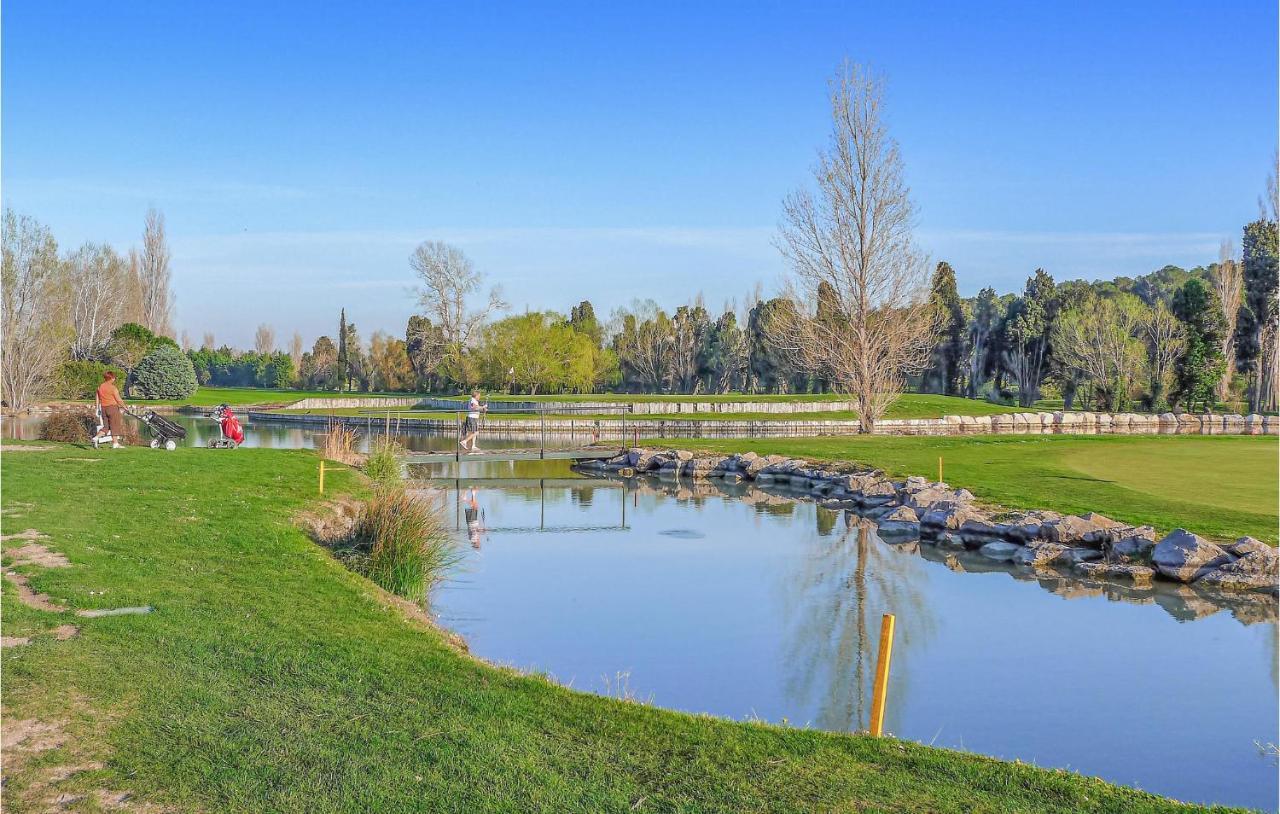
[289,331,304,369]
[202,331,215,350]
[67,242,128,360]
[409,241,505,350]
[1145,300,1186,412]
[254,323,276,356]
[139,209,174,337]
[774,63,940,432]
[2,209,71,409]
[1212,239,1243,401]
[180,330,191,351]
[1051,293,1149,411]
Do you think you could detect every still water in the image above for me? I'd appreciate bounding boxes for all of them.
[421,459,1278,812]
[7,413,1277,809]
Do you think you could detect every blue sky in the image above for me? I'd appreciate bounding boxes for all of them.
[3,0,1275,347]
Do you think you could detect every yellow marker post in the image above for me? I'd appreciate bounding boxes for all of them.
[318,460,326,495]
[938,456,943,484]
[869,613,896,737]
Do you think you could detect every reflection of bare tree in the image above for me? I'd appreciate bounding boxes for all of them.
[779,511,938,733]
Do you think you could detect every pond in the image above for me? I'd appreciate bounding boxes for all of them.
[6,413,1277,809]
[417,458,1278,812]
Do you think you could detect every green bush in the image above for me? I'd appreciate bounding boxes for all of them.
[53,360,126,400]
[39,409,97,442]
[131,344,198,400]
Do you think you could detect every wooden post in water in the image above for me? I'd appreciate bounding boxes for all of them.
[869,613,896,737]
[318,460,326,495]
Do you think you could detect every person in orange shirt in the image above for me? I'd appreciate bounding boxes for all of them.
[95,371,127,448]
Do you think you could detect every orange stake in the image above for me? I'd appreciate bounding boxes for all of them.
[869,613,896,737]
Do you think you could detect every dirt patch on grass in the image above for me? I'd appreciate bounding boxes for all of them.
[4,570,67,612]
[0,444,55,452]
[53,624,80,640]
[3,635,32,647]
[1,500,35,518]
[5,717,69,752]
[1,528,49,542]
[6,541,72,568]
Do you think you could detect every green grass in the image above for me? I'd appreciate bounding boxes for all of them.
[0,444,1237,813]
[664,435,1278,544]
[271,394,1035,421]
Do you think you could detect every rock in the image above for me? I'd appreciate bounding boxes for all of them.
[903,486,968,513]
[1074,562,1156,587]
[877,506,920,537]
[682,456,727,477]
[935,532,967,549]
[1105,531,1157,563]
[721,472,743,484]
[1067,547,1103,564]
[1225,537,1271,558]
[978,541,1021,561]
[1012,542,1071,567]
[674,450,694,462]
[959,518,1002,543]
[903,475,929,491]
[920,502,984,531]
[743,454,785,478]
[1195,551,1279,593]
[1151,529,1233,583]
[858,480,899,507]
[634,450,672,471]
[1040,512,1125,547]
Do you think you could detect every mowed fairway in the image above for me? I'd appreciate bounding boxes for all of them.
[669,435,1278,544]
[0,445,1234,814]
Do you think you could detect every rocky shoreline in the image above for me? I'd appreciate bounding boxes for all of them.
[575,448,1279,600]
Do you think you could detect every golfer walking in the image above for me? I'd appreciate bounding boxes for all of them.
[459,390,487,452]
[95,371,127,448]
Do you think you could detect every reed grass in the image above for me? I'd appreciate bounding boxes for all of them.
[363,436,404,488]
[319,419,360,465]
[348,487,456,603]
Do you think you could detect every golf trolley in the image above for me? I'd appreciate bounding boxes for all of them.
[138,410,187,451]
[91,404,187,451]
[208,404,244,448]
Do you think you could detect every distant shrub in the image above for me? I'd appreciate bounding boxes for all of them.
[131,344,198,400]
[40,410,96,443]
[53,360,126,400]
[363,437,404,488]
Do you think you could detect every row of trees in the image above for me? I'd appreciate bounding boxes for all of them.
[2,208,177,407]
[919,226,1278,414]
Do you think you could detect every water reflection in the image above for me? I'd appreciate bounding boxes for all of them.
[424,467,1276,810]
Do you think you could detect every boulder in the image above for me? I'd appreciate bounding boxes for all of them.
[1067,547,1103,563]
[682,456,728,477]
[1151,529,1233,583]
[858,480,899,507]
[674,449,695,462]
[1105,531,1157,563]
[1012,542,1072,567]
[903,486,968,513]
[1225,537,1271,558]
[1039,512,1125,547]
[877,506,920,538]
[1195,551,1279,593]
[1074,562,1156,587]
[743,454,787,478]
[978,541,1021,561]
[959,518,1003,543]
[919,502,984,531]
[634,449,673,471]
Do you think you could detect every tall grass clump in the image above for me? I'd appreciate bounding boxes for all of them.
[363,436,404,488]
[348,488,456,604]
[319,419,360,465]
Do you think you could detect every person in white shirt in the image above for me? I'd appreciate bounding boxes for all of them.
[460,390,487,452]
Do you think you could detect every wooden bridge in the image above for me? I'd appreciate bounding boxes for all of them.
[403,447,622,465]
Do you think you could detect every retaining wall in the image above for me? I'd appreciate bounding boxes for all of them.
[248,410,1279,439]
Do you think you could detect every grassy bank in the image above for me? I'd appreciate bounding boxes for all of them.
[662,435,1277,544]
[0,444,1237,812]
